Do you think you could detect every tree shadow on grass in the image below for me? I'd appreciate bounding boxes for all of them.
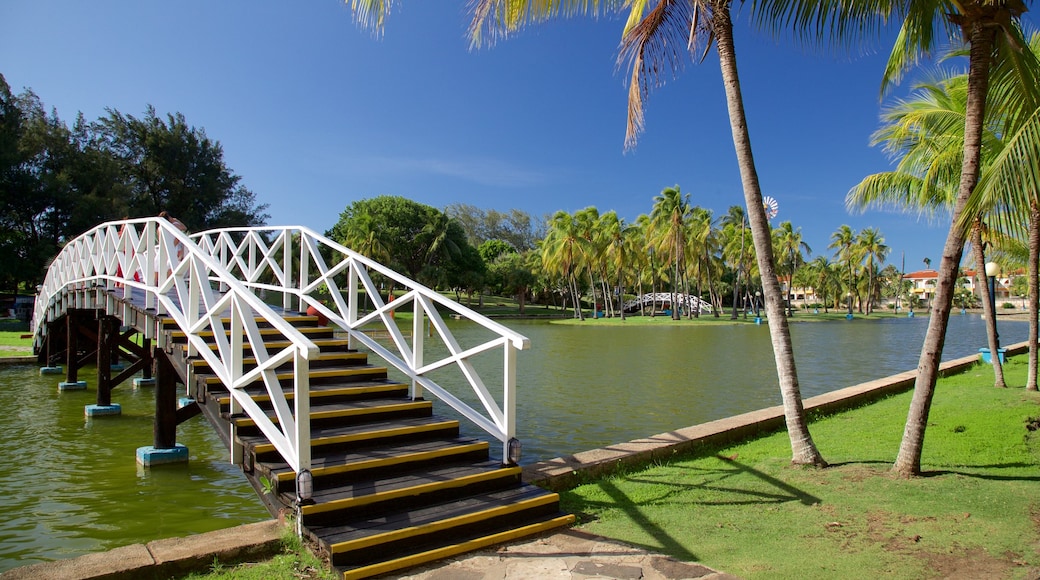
[570,454,821,563]
[917,462,1040,481]
[824,460,1040,481]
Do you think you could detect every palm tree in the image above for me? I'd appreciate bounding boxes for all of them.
[686,206,719,318]
[829,225,858,316]
[848,71,1006,384]
[855,228,889,315]
[750,0,1032,477]
[773,220,811,316]
[573,206,603,316]
[808,256,838,312]
[602,210,638,320]
[542,210,587,319]
[467,0,827,465]
[650,186,690,320]
[633,213,656,316]
[721,205,749,318]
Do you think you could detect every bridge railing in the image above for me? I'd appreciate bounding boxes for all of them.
[622,292,714,314]
[191,225,530,462]
[32,218,318,476]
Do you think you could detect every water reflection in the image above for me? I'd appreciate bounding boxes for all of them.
[0,366,267,572]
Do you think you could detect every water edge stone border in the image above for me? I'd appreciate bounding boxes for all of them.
[0,519,285,580]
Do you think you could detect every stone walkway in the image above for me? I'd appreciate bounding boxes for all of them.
[396,528,737,580]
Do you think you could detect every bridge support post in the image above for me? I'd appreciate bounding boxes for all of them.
[133,337,155,387]
[87,315,122,417]
[136,349,188,466]
[58,309,90,391]
[39,321,64,375]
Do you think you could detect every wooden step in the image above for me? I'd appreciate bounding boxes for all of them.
[324,486,558,554]
[231,398,433,429]
[338,514,574,580]
[299,462,521,521]
[167,325,335,342]
[242,417,460,457]
[199,365,389,387]
[213,381,408,409]
[189,351,368,373]
[310,485,570,575]
[266,437,490,485]
[189,336,352,353]
[161,314,319,329]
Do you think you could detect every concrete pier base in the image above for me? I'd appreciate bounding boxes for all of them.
[133,377,156,388]
[85,403,121,417]
[40,366,63,375]
[137,444,189,467]
[58,380,87,391]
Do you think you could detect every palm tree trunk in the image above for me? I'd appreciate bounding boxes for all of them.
[714,2,825,467]
[731,220,745,319]
[1028,204,1039,391]
[971,224,1006,388]
[893,21,995,477]
[866,258,874,315]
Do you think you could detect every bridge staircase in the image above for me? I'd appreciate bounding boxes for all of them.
[33,219,574,580]
[167,312,571,579]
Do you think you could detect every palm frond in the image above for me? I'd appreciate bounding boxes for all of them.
[847,171,943,218]
[747,0,897,53]
[468,0,627,48]
[348,0,394,33]
[617,0,700,149]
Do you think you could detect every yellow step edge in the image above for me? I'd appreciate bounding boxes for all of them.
[169,326,333,339]
[191,352,366,369]
[234,401,430,429]
[190,338,351,352]
[162,315,314,326]
[218,383,406,408]
[302,464,520,517]
[274,441,489,483]
[254,420,459,456]
[340,514,575,580]
[331,493,561,554]
[204,366,384,385]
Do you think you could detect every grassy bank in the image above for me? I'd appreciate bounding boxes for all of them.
[0,329,32,356]
[183,529,336,580]
[561,355,1040,579]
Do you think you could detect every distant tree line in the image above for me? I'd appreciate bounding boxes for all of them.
[0,73,269,293]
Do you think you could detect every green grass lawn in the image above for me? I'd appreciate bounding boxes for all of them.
[0,329,33,356]
[561,355,1040,579]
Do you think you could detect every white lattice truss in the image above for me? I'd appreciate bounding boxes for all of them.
[34,219,531,474]
[622,292,714,314]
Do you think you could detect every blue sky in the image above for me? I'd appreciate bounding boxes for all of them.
[4,1,1029,272]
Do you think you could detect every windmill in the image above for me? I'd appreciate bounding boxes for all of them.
[762,196,779,220]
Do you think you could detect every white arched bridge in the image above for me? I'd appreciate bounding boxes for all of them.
[32,218,572,579]
[622,292,714,315]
